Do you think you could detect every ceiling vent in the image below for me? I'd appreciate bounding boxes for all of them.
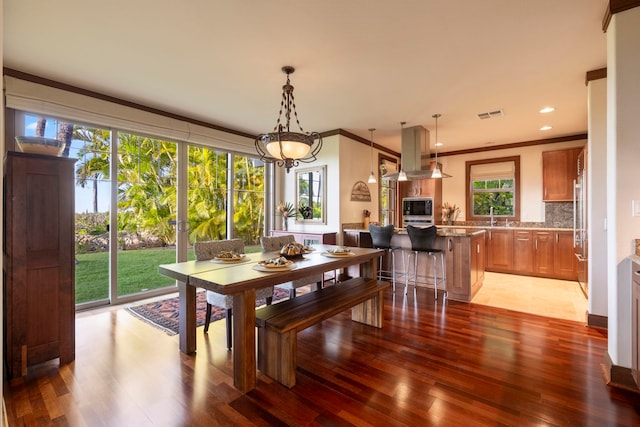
[477,109,504,120]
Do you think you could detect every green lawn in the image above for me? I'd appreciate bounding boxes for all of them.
[75,244,262,304]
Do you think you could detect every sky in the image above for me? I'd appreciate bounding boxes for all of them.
[22,115,111,214]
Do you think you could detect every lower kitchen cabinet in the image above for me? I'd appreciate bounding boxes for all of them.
[533,231,554,276]
[513,230,533,274]
[486,228,513,272]
[485,228,577,281]
[554,231,577,280]
[445,232,485,302]
[271,230,337,246]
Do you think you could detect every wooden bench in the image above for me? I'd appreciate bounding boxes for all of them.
[255,277,390,388]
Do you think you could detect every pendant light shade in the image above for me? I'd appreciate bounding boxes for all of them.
[255,66,322,173]
[367,128,377,184]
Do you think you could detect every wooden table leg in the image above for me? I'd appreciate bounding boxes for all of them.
[178,282,196,354]
[233,288,257,392]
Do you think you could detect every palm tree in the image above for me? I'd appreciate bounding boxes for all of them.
[74,128,111,213]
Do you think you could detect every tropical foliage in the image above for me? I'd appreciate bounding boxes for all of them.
[471,178,514,216]
[70,125,266,251]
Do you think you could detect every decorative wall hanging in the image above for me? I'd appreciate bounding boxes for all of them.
[350,180,371,201]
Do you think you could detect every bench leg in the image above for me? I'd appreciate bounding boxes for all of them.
[351,290,384,328]
[258,328,297,388]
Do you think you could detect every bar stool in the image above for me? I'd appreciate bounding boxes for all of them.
[405,225,446,299]
[369,224,404,291]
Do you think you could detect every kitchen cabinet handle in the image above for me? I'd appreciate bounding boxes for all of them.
[535,239,538,250]
[516,238,529,241]
[477,243,480,253]
[489,231,492,241]
[448,238,452,252]
[556,233,559,244]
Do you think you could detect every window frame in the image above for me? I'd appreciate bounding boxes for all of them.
[378,153,398,226]
[465,156,520,222]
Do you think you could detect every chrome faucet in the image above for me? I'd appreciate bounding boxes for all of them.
[490,206,496,227]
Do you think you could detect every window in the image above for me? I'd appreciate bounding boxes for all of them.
[379,154,398,226]
[465,156,520,221]
[11,108,267,309]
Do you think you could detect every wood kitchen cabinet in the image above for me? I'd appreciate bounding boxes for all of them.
[485,228,577,281]
[271,230,337,246]
[513,230,534,274]
[485,228,513,272]
[533,231,555,276]
[542,147,582,201]
[442,232,485,302]
[3,151,76,379]
[470,232,485,293]
[554,231,577,280]
[342,230,372,248]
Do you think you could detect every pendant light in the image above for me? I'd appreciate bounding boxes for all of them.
[254,66,322,173]
[431,113,443,178]
[397,121,408,181]
[367,128,377,184]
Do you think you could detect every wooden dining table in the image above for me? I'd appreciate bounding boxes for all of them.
[158,244,382,392]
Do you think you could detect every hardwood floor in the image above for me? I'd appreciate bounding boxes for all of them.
[4,285,639,426]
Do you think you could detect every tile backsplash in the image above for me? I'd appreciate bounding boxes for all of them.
[545,202,573,228]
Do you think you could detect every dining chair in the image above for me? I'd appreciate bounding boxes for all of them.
[259,235,323,298]
[369,224,404,291]
[405,225,446,299]
[194,239,274,350]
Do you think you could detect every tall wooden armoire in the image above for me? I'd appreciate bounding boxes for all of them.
[3,151,76,379]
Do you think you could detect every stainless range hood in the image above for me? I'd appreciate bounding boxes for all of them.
[383,125,451,180]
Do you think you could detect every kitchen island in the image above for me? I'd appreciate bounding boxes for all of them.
[344,227,486,302]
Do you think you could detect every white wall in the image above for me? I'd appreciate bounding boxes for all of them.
[439,140,586,222]
[606,7,640,369]
[279,134,341,234]
[338,134,380,225]
[588,77,608,318]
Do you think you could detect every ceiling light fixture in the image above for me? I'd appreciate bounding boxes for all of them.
[367,128,377,184]
[540,107,555,114]
[431,114,443,179]
[397,122,408,181]
[540,125,553,131]
[255,66,322,173]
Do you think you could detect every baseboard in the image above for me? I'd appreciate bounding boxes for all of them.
[587,312,608,329]
[601,352,640,393]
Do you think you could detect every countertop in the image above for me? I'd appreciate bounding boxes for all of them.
[345,225,572,233]
[344,227,486,237]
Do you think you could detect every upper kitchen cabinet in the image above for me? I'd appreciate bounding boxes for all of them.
[542,147,582,201]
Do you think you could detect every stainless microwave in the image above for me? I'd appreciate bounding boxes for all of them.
[402,197,434,227]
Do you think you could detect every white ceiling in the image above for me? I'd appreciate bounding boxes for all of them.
[3,0,608,154]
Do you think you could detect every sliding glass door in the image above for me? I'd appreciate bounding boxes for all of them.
[11,108,267,309]
[116,132,178,298]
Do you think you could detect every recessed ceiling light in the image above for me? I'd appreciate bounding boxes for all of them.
[540,125,553,131]
[435,142,443,147]
[540,107,555,114]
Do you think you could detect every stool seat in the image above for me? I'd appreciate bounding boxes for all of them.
[369,224,404,290]
[405,225,446,299]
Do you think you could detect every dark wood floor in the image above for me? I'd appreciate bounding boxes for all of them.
[4,286,640,426]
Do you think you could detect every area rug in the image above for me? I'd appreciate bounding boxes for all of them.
[127,287,290,335]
